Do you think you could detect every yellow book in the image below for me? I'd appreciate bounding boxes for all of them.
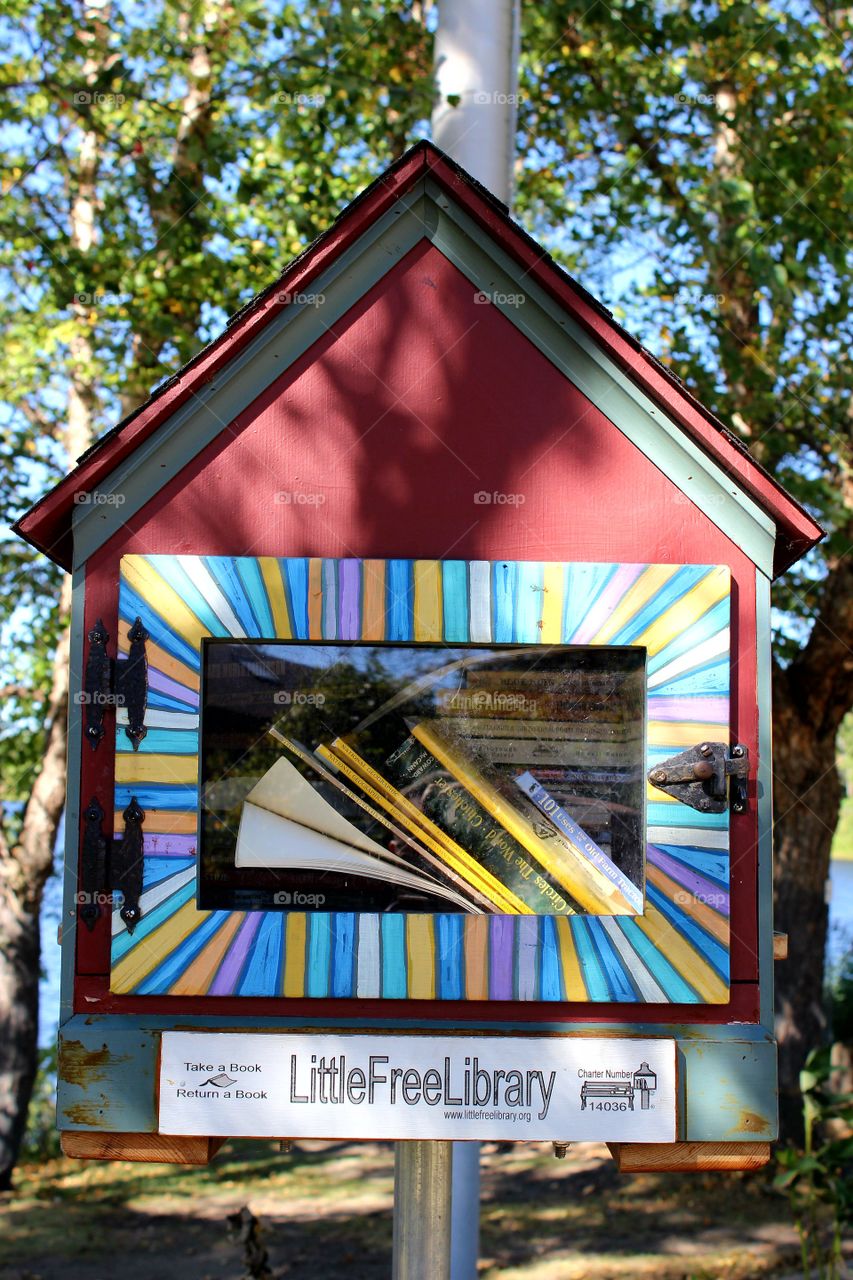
[410,721,632,915]
[316,742,529,914]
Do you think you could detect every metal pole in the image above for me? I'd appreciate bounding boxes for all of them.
[450,1142,480,1279]
[392,1140,453,1280]
[431,0,522,206]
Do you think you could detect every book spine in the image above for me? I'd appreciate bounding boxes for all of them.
[377,736,577,916]
[411,722,632,915]
[514,772,644,913]
[317,743,529,914]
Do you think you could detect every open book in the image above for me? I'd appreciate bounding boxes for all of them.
[235,752,481,912]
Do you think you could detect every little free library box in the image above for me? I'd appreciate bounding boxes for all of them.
[16,142,823,1170]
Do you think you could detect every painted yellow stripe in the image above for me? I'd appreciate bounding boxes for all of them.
[413,560,443,640]
[635,565,730,657]
[635,904,729,1003]
[591,565,679,644]
[113,809,197,836]
[118,628,200,692]
[648,721,727,748]
[283,913,307,996]
[111,899,209,993]
[540,563,564,643]
[308,558,323,638]
[170,912,244,995]
[646,781,678,803]
[463,916,490,1000]
[407,915,435,999]
[555,917,587,1000]
[115,754,197,785]
[259,557,292,637]
[362,560,386,640]
[647,864,730,946]
[121,556,211,651]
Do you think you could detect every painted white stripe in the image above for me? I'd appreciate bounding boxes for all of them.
[647,629,729,690]
[468,560,491,641]
[356,916,381,997]
[117,709,199,730]
[600,917,667,1001]
[648,826,729,851]
[111,863,196,936]
[176,555,246,637]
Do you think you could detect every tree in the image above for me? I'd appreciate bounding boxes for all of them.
[517,0,852,1131]
[0,0,434,1186]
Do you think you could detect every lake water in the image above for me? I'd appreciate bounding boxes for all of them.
[36,858,853,1045]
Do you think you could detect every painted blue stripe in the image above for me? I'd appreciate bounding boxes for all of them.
[651,661,730,698]
[647,597,729,675]
[236,557,275,637]
[492,561,516,642]
[144,557,229,638]
[115,784,197,811]
[563,563,618,641]
[118,581,199,668]
[136,910,232,994]
[284,559,309,638]
[110,879,196,963]
[147,689,198,713]
[142,856,194,889]
[442,561,469,642]
[204,557,261,636]
[238,913,284,995]
[647,802,728,829]
[539,916,564,1001]
[436,915,463,1000]
[586,917,638,1001]
[615,918,700,1003]
[647,883,729,978]
[514,562,543,642]
[569,917,609,1000]
[387,560,413,640]
[610,565,711,645]
[306,914,331,996]
[381,915,407,997]
[135,728,200,754]
[331,912,356,997]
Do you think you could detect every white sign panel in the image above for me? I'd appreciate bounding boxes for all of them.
[159,1033,677,1142]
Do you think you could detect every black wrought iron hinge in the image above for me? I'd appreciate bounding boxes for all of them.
[647,741,749,815]
[81,617,149,751]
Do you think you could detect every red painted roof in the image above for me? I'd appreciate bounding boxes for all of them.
[15,140,822,576]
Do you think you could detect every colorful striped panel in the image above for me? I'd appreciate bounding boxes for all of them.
[111,556,731,1003]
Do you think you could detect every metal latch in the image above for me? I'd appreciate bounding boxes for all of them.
[647,742,749,814]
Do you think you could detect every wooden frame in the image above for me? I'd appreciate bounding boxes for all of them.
[111,554,731,1004]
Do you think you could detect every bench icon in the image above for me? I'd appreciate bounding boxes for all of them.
[580,1062,658,1111]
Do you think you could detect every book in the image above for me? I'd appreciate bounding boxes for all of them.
[514,771,644,913]
[234,752,477,912]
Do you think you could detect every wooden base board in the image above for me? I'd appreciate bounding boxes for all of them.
[60,1131,224,1165]
[608,1141,772,1172]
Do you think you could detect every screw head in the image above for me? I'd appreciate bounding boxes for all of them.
[732,745,745,758]
[699,743,713,758]
[650,769,667,785]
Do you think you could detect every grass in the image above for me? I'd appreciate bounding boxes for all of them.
[831,794,853,861]
[0,1139,810,1280]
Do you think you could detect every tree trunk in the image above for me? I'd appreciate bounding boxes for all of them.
[0,609,71,1187]
[772,665,840,1140]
